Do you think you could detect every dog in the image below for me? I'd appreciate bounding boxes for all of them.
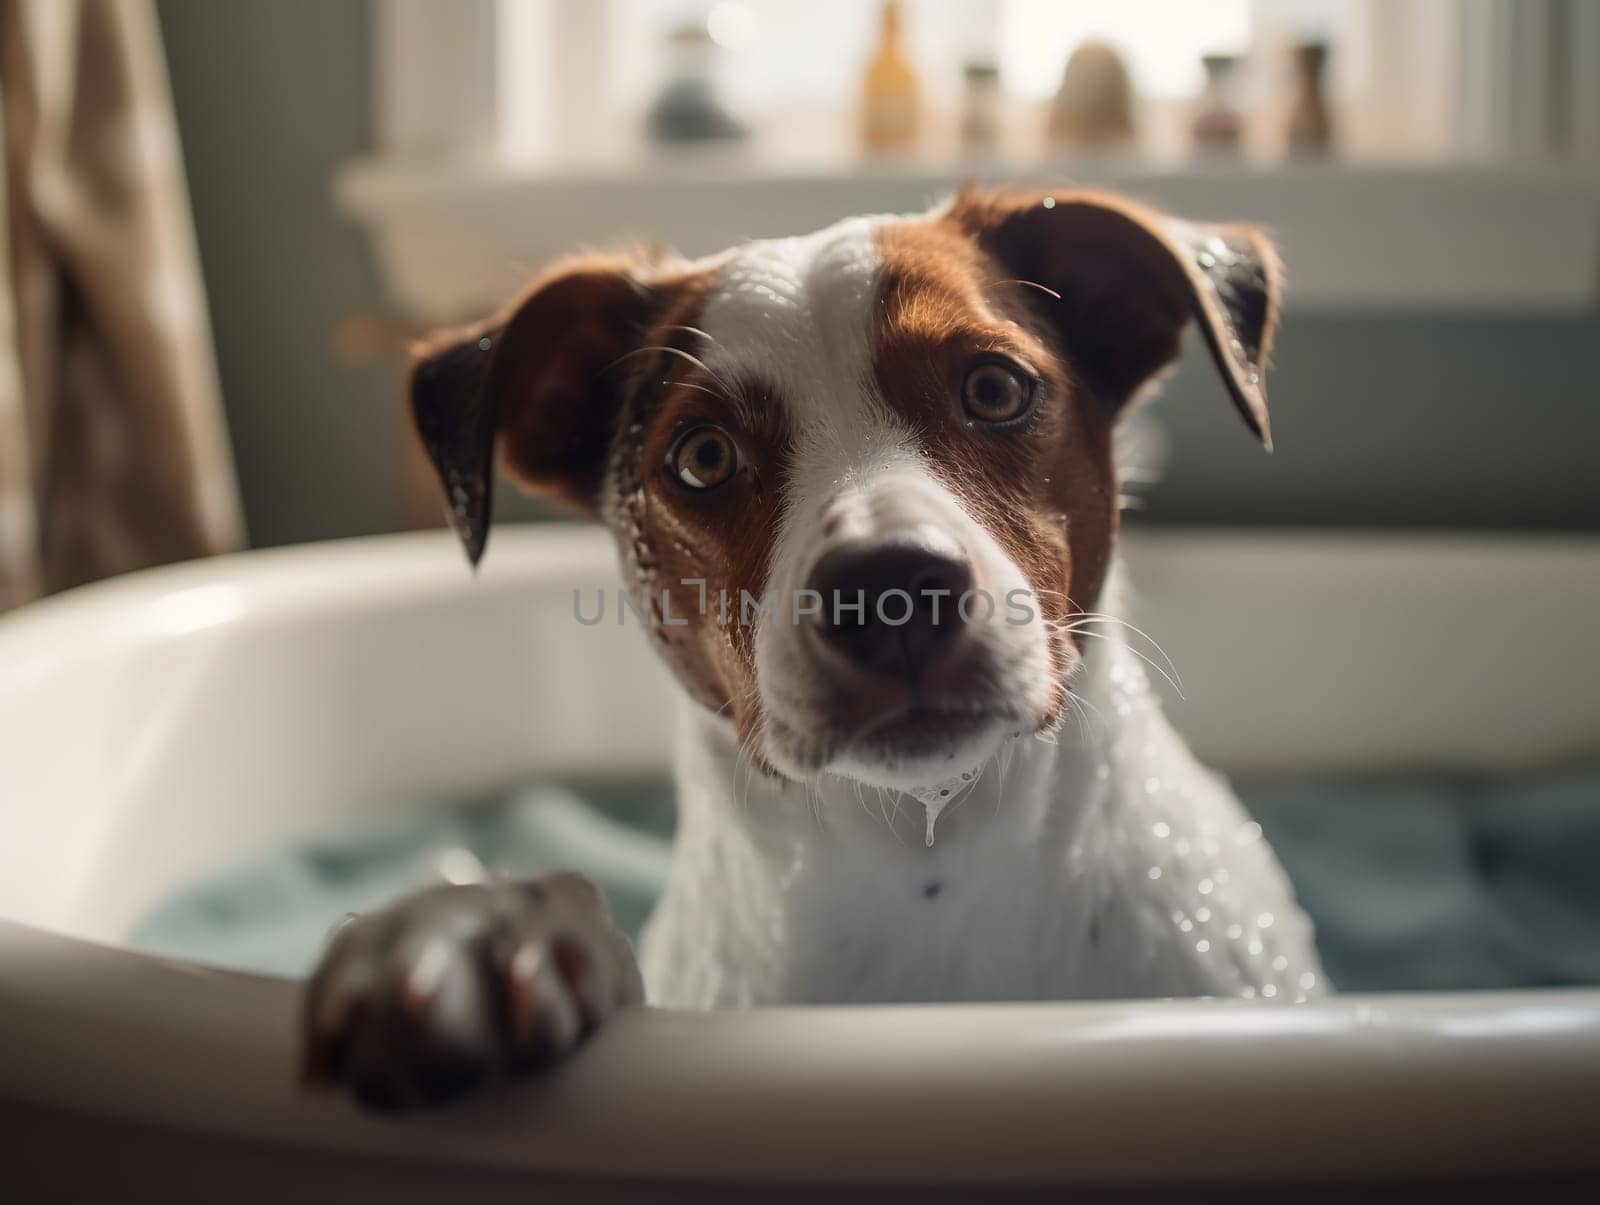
[302,186,1325,1111]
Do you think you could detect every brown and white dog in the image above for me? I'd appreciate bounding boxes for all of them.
[303,187,1324,1111]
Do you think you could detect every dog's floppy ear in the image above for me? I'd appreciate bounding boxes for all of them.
[409,255,660,564]
[951,187,1281,448]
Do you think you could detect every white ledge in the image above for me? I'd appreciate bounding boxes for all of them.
[337,156,1600,321]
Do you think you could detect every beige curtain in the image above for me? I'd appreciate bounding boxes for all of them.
[0,0,241,612]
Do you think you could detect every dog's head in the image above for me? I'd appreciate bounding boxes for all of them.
[413,188,1279,789]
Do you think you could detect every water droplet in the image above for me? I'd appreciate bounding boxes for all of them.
[1261,983,1277,998]
[914,777,962,846]
[1197,878,1214,895]
[1147,866,1162,880]
[1194,907,1211,923]
[1257,912,1275,929]
[1299,972,1317,990]
[1179,918,1193,933]
[436,846,486,885]
[1152,821,1171,839]
[1041,195,1057,209]
[1144,776,1161,794]
[1271,954,1289,972]
[1226,924,1243,940]
[1195,939,1211,953]
[477,335,493,352]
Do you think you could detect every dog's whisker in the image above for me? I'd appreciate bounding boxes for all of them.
[998,737,1017,807]
[606,344,738,399]
[879,785,908,833]
[1066,628,1186,700]
[1039,601,1185,699]
[979,748,1004,825]
[1062,686,1107,742]
[1057,608,1184,689]
[992,277,1062,301]
[851,777,878,829]
[660,323,719,348]
[675,379,726,401]
[866,779,906,846]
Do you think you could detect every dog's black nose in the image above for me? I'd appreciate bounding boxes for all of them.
[806,536,974,678]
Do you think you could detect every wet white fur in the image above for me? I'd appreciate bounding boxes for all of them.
[636,217,1324,1007]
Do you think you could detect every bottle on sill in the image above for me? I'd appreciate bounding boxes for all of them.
[1047,40,1136,154]
[960,60,1002,154]
[861,1,920,155]
[645,21,747,145]
[1191,53,1243,157]
[1285,39,1334,157]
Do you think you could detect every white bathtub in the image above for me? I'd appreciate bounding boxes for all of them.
[1,525,1598,1199]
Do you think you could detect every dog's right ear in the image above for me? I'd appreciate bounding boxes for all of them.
[410,255,661,565]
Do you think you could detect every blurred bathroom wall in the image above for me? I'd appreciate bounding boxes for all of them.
[1147,312,1600,529]
[157,0,403,549]
[155,1,1600,546]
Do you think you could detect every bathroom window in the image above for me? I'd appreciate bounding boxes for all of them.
[498,0,1293,162]
[468,0,1591,166]
[352,0,1599,320]
[502,0,1253,151]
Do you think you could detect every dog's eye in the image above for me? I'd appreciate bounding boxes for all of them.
[668,425,739,490]
[962,360,1034,424]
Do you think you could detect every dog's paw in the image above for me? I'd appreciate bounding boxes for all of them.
[301,873,643,1112]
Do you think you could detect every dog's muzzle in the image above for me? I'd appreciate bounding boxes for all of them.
[803,527,973,685]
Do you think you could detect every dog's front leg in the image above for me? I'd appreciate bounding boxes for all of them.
[300,872,643,1111]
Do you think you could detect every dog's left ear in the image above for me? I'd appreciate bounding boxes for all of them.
[409,255,664,565]
[951,188,1281,448]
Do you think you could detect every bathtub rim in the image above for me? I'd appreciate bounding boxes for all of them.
[2,918,1598,1187]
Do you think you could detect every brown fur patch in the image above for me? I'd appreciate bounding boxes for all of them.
[869,186,1281,725]
[947,186,1280,446]
[415,250,795,763]
[872,214,1120,721]
[600,314,792,762]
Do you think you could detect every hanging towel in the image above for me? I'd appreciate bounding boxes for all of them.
[0,0,241,611]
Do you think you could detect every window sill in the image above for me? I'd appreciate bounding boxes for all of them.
[336,155,1600,322]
